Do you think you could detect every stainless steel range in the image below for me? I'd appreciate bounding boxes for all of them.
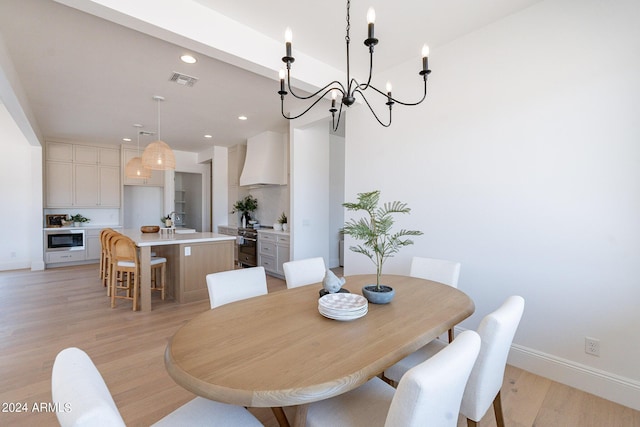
[237,227,258,267]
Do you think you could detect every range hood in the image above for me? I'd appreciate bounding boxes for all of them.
[240,131,287,187]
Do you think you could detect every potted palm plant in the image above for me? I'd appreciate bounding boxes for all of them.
[342,190,423,304]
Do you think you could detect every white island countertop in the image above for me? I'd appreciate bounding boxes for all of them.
[120,229,236,247]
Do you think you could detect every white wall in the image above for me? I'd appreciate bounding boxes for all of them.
[291,121,331,261]
[344,0,640,409]
[200,145,228,232]
[328,132,345,268]
[173,150,211,231]
[0,103,43,271]
[123,186,163,230]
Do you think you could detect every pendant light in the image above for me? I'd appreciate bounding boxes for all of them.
[142,95,176,170]
[125,124,152,179]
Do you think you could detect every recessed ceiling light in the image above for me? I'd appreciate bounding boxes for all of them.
[180,54,197,64]
[238,115,248,121]
[204,134,213,139]
[123,138,132,142]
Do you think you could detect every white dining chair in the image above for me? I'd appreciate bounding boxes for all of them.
[384,295,525,427]
[206,266,268,309]
[410,256,461,287]
[410,256,461,342]
[282,257,326,288]
[304,330,481,427]
[52,347,262,427]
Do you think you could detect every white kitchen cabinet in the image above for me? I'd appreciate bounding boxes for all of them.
[45,141,121,208]
[258,230,289,277]
[46,251,86,264]
[122,147,164,186]
[74,163,120,207]
[218,226,238,265]
[45,161,74,207]
[46,141,73,161]
[85,229,102,261]
[98,166,121,206]
[74,163,99,206]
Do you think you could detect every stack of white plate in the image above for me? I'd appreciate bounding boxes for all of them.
[318,293,368,321]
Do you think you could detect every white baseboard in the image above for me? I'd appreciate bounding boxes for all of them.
[31,260,45,271]
[508,343,640,411]
[0,260,31,271]
[451,326,640,411]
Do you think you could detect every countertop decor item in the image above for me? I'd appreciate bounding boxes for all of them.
[322,269,346,294]
[46,214,68,228]
[231,195,258,226]
[69,214,90,227]
[140,225,160,233]
[277,212,288,231]
[342,190,422,303]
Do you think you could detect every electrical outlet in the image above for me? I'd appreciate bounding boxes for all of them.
[585,337,600,357]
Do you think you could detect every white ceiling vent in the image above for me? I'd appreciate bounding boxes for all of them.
[169,72,198,87]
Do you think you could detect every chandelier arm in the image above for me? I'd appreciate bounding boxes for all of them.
[277,0,430,127]
[364,78,428,107]
[287,73,346,100]
[355,49,375,91]
[353,89,392,127]
[282,88,340,120]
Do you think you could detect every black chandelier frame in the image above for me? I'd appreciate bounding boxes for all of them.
[278,0,431,131]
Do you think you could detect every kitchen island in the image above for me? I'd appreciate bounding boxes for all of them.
[119,229,235,311]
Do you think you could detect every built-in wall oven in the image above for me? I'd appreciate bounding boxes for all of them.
[45,229,85,252]
[237,227,257,267]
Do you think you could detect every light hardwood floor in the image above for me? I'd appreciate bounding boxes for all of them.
[0,264,638,426]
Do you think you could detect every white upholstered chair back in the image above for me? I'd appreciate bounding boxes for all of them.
[52,347,126,427]
[51,347,263,427]
[206,266,268,309]
[385,330,481,427]
[409,256,461,288]
[461,295,525,422]
[283,257,326,289]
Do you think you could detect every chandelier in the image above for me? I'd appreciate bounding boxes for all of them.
[278,0,431,130]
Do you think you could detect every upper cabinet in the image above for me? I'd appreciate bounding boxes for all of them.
[45,141,121,208]
[121,147,164,186]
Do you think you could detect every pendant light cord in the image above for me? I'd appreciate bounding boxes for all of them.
[156,98,161,141]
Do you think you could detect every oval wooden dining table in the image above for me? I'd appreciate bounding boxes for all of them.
[164,274,474,427]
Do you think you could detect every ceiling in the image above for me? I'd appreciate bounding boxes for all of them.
[0,0,542,152]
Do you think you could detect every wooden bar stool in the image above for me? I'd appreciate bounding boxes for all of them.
[150,255,167,300]
[102,230,121,296]
[110,235,140,310]
[99,228,114,285]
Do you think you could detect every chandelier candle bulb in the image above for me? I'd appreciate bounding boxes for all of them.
[285,27,293,58]
[279,69,286,93]
[422,44,430,72]
[367,8,375,39]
